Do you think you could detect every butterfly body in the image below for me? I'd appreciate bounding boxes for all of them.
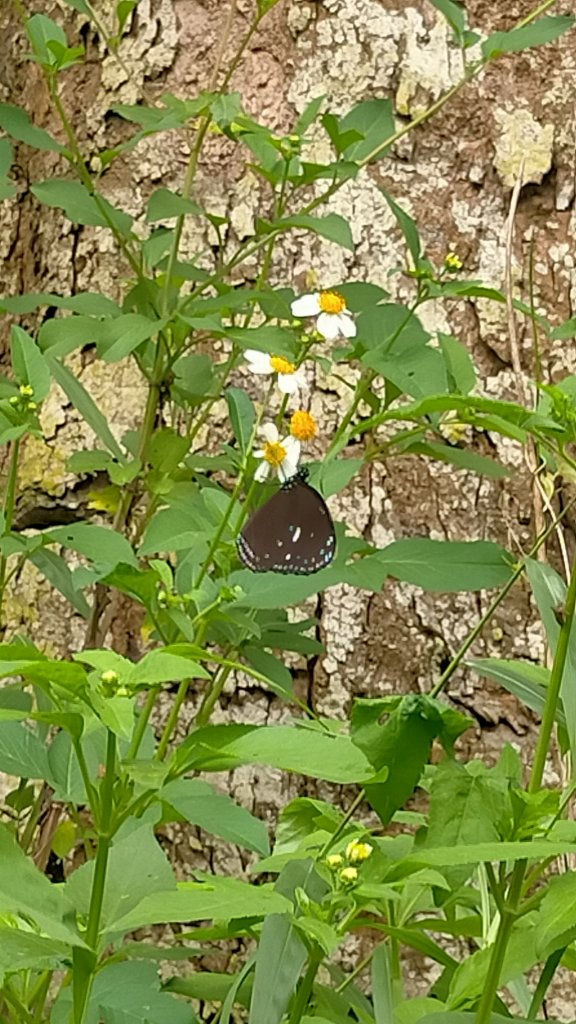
[238,471,335,575]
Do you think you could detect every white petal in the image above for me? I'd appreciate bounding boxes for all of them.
[338,312,357,338]
[245,349,272,373]
[316,312,341,340]
[254,461,270,482]
[278,458,299,482]
[283,437,301,463]
[291,293,322,317]
[253,448,265,458]
[278,373,300,394]
[260,422,279,443]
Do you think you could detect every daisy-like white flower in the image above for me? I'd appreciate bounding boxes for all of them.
[253,423,301,483]
[244,349,305,395]
[291,289,357,341]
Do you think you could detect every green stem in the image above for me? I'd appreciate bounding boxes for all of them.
[474,545,576,1024]
[85,731,117,948]
[529,551,576,793]
[73,731,116,1024]
[288,950,323,1024]
[0,437,20,627]
[195,664,232,727]
[128,687,159,759]
[527,947,564,1018]
[474,908,516,1024]
[156,624,208,759]
[430,497,576,698]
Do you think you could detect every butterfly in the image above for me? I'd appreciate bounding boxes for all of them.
[237,468,336,575]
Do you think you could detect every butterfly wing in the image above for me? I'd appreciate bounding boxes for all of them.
[238,478,336,575]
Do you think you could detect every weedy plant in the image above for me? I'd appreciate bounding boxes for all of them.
[0,0,576,1022]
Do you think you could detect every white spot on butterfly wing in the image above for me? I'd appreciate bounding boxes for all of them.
[292,526,301,543]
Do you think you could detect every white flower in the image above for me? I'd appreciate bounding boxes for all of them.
[253,423,301,483]
[291,290,357,341]
[244,349,305,395]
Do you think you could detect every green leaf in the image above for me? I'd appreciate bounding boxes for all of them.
[363,344,448,399]
[338,98,395,162]
[258,0,282,13]
[10,326,51,400]
[61,0,92,12]
[162,778,269,855]
[172,723,374,784]
[372,944,394,1024]
[227,388,256,454]
[409,838,576,868]
[145,187,201,223]
[0,103,66,153]
[312,458,363,497]
[45,355,124,458]
[550,317,576,340]
[536,872,576,957]
[424,761,504,884]
[45,523,137,569]
[97,313,164,362]
[374,538,513,591]
[26,13,68,66]
[438,332,476,394]
[467,657,565,728]
[380,189,422,264]
[250,913,306,1024]
[351,695,442,824]
[110,876,291,934]
[225,324,296,357]
[449,915,538,1007]
[278,212,354,251]
[429,0,466,39]
[31,179,133,234]
[0,927,70,973]
[244,646,293,699]
[482,15,575,59]
[0,824,82,946]
[66,824,176,940]
[172,353,215,403]
[0,721,53,780]
[411,441,510,479]
[30,547,91,617]
[116,0,139,35]
[126,649,210,688]
[52,959,195,1024]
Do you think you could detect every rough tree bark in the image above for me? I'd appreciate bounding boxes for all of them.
[1,0,576,1013]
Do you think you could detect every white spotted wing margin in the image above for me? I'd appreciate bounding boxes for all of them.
[237,475,336,575]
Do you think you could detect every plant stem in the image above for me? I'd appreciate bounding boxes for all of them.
[85,730,117,948]
[475,547,576,1023]
[0,437,20,628]
[288,950,323,1024]
[529,551,576,792]
[195,664,232,727]
[72,731,116,1024]
[128,687,159,759]
[429,497,576,698]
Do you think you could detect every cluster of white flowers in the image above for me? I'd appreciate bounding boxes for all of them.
[244,289,356,483]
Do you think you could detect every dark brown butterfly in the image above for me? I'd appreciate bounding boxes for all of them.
[237,469,336,575]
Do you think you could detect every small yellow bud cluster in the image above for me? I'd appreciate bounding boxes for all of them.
[444,252,463,272]
[325,837,373,887]
[10,384,37,413]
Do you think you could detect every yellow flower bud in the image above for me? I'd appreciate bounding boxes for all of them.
[345,839,373,863]
[444,252,463,271]
[101,670,118,686]
[339,866,358,884]
[325,853,344,870]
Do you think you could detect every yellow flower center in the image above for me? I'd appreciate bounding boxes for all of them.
[290,410,317,442]
[319,290,346,314]
[270,355,296,375]
[263,441,287,468]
